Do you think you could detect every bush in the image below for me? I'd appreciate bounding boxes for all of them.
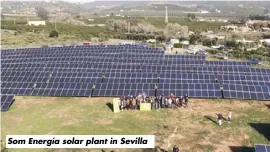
[202,39,212,47]
[206,49,218,54]
[49,30,59,38]
[173,43,182,48]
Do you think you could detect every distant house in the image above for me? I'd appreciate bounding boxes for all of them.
[88,19,95,21]
[146,39,156,43]
[206,34,226,40]
[262,27,270,32]
[180,40,189,48]
[170,39,179,45]
[27,21,46,26]
[88,24,105,27]
[220,25,238,32]
[260,39,270,46]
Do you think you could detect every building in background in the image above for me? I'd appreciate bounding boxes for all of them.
[27,21,46,26]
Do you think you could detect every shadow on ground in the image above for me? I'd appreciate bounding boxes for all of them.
[265,104,270,110]
[106,102,114,112]
[204,116,218,125]
[229,146,255,152]
[249,123,270,141]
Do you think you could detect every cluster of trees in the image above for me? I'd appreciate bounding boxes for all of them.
[36,7,49,20]
[105,19,160,34]
[202,38,217,47]
[249,14,269,21]
[163,23,189,39]
[105,19,189,41]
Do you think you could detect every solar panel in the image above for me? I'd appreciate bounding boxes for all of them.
[255,144,270,152]
[93,83,155,97]
[1,94,15,111]
[157,83,221,98]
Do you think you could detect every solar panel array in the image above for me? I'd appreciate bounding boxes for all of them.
[255,144,270,152]
[1,44,270,110]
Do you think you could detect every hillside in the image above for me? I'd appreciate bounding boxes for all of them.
[1,1,89,16]
[82,1,270,17]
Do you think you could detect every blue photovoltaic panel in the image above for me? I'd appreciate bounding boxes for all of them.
[92,83,155,97]
[255,145,269,152]
[266,146,270,152]
[1,94,15,111]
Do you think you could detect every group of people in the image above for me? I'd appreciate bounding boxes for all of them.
[119,93,189,110]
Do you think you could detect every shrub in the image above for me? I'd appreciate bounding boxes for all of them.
[173,43,182,48]
[49,30,59,38]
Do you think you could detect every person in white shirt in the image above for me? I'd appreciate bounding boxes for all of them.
[228,110,232,123]
[217,113,223,126]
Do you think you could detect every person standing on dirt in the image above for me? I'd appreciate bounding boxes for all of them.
[217,113,223,126]
[228,110,232,123]
[173,145,179,152]
[184,94,189,108]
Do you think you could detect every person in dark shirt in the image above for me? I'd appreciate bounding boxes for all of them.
[173,145,179,152]
[184,94,189,107]
[217,113,223,126]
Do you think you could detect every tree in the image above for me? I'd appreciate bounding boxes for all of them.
[1,14,4,21]
[225,40,237,48]
[202,39,212,47]
[187,13,196,20]
[36,7,49,20]
[164,23,188,39]
[49,30,59,38]
[156,35,166,42]
[173,43,182,48]
[262,41,268,48]
[99,32,108,42]
[189,33,202,45]
[179,37,188,41]
[110,13,114,17]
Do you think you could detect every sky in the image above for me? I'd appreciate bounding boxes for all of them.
[4,0,267,4]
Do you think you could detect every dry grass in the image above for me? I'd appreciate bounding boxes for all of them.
[1,97,270,152]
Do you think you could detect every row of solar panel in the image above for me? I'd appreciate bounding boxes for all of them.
[1,63,266,71]
[1,77,103,83]
[255,145,270,152]
[32,89,92,97]
[1,82,269,100]
[3,68,270,75]
[2,49,165,56]
[1,88,32,96]
[2,54,205,61]
[3,71,270,79]
[2,63,256,71]
[3,76,270,86]
[2,59,252,66]
[2,45,162,54]
[0,94,15,111]
[2,71,269,81]
[223,84,270,100]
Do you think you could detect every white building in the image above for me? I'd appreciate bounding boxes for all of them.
[260,39,270,45]
[88,19,95,21]
[170,39,180,45]
[27,21,46,26]
[146,39,156,43]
